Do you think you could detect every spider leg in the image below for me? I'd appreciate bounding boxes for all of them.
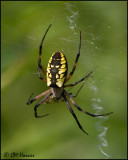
[64,70,94,88]
[27,88,52,105]
[34,92,52,118]
[64,90,113,117]
[62,93,88,135]
[65,31,81,83]
[38,24,52,82]
[68,76,90,98]
[72,80,87,98]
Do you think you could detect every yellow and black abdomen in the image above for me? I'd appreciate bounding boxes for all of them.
[47,51,68,88]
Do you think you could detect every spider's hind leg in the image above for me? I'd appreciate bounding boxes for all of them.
[63,93,88,135]
[64,90,113,117]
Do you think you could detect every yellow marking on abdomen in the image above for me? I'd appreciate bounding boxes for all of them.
[47,72,48,78]
[51,65,54,68]
[61,57,65,61]
[55,65,59,68]
[49,59,52,63]
[61,64,66,68]
[47,68,51,73]
[56,77,65,87]
[59,68,67,74]
[47,77,51,86]
[60,74,64,79]
[49,73,52,78]
[56,74,59,79]
[60,60,66,64]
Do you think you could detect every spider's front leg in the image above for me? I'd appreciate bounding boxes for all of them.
[27,89,52,105]
[38,24,52,82]
[34,92,52,118]
[27,93,34,105]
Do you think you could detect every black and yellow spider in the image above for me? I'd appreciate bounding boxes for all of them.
[27,24,113,135]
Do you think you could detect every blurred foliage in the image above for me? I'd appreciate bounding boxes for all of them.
[1,1,127,159]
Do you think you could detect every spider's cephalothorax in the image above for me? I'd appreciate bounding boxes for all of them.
[27,24,113,135]
[47,51,68,88]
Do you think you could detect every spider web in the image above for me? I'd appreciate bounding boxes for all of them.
[1,2,113,158]
[65,2,112,159]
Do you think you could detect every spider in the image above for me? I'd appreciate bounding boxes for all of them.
[27,24,113,135]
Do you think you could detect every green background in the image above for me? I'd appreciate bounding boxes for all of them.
[1,1,127,159]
